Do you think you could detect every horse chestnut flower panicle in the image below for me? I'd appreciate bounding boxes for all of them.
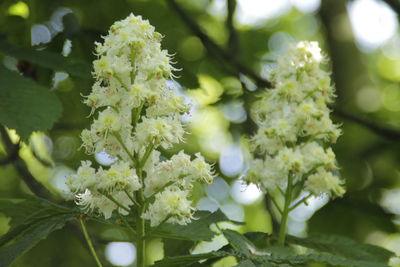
[246,41,345,198]
[67,14,214,224]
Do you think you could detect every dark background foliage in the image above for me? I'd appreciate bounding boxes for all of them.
[0,0,399,266]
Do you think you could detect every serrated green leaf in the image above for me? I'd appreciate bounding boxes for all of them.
[243,232,276,248]
[235,259,256,267]
[286,234,394,263]
[0,39,91,79]
[152,210,242,241]
[0,198,77,267]
[222,230,255,257]
[151,251,228,267]
[0,67,62,140]
[0,213,73,267]
[253,252,390,267]
[0,198,76,246]
[163,239,194,257]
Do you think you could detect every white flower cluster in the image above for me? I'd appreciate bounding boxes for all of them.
[67,14,214,224]
[247,41,344,197]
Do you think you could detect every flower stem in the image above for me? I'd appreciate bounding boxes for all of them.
[114,133,136,165]
[79,217,103,267]
[139,142,155,168]
[278,174,294,245]
[99,191,131,213]
[268,192,283,215]
[136,168,146,267]
[289,193,312,211]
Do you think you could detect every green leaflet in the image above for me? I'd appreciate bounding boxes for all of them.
[0,39,91,79]
[152,210,243,241]
[218,231,392,267]
[0,214,73,267]
[234,260,257,267]
[222,229,256,258]
[0,68,62,140]
[0,198,78,267]
[286,234,394,263]
[151,251,228,267]
[253,252,390,267]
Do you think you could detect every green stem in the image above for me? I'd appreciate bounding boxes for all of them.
[132,101,144,133]
[268,193,283,215]
[139,142,155,168]
[113,133,136,165]
[130,43,137,84]
[289,193,312,211]
[114,74,129,91]
[277,186,285,197]
[99,191,131,213]
[79,217,103,267]
[278,174,294,245]
[124,189,140,207]
[136,169,146,267]
[117,211,137,237]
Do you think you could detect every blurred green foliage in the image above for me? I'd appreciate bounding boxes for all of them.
[0,0,400,266]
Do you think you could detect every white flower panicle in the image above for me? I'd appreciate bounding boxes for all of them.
[67,14,214,224]
[246,41,344,197]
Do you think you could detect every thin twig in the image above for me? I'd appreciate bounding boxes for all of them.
[226,0,238,54]
[0,125,52,198]
[168,0,273,88]
[332,108,400,141]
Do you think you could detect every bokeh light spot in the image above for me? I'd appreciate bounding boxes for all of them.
[347,0,398,52]
[179,36,205,61]
[219,144,244,177]
[31,24,51,45]
[231,180,262,205]
[105,242,136,266]
[356,87,381,112]
[382,85,400,112]
[8,1,29,19]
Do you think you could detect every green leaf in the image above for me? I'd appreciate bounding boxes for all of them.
[151,252,228,267]
[286,234,394,263]
[0,198,78,266]
[217,231,391,267]
[0,68,62,140]
[152,210,242,241]
[266,252,390,267]
[222,230,255,257]
[234,260,256,267]
[0,213,73,267]
[163,239,194,257]
[0,39,91,79]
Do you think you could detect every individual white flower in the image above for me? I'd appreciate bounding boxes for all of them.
[134,116,185,149]
[305,167,345,197]
[76,190,133,219]
[67,161,97,192]
[97,161,141,192]
[142,186,194,227]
